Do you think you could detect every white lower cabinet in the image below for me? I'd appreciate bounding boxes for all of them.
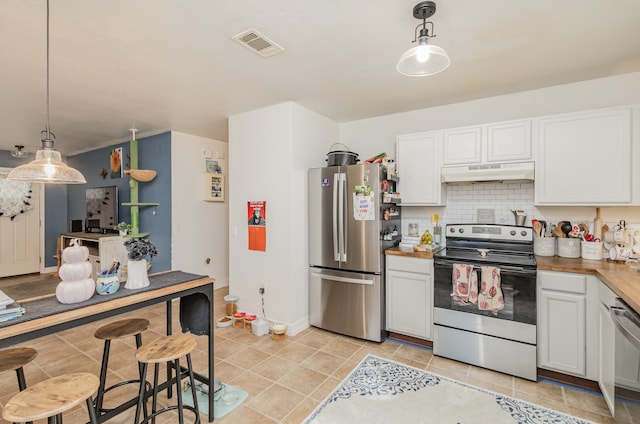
[537,271,599,379]
[386,255,433,340]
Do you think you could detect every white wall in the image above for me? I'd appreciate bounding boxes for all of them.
[228,102,337,333]
[170,131,229,288]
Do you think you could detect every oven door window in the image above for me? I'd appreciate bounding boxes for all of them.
[434,261,536,325]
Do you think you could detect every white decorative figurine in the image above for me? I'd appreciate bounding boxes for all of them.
[56,238,95,304]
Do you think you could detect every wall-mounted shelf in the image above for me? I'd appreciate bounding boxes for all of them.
[125,232,150,239]
[122,129,159,239]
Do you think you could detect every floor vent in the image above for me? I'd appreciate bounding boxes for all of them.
[232,29,284,58]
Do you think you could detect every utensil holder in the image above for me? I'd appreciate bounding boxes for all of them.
[96,273,120,295]
[533,236,556,256]
[581,241,603,260]
[557,238,581,258]
[515,215,526,226]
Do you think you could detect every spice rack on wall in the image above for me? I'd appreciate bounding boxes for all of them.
[121,129,159,239]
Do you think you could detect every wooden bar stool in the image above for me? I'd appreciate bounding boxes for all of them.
[2,372,99,423]
[94,318,150,416]
[134,334,200,424]
[0,347,38,392]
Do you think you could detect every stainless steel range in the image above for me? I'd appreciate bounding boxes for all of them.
[433,224,537,381]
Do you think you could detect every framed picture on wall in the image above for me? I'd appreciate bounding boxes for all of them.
[110,147,123,178]
[205,160,222,174]
[203,173,224,202]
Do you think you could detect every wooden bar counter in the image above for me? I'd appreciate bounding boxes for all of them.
[0,270,216,422]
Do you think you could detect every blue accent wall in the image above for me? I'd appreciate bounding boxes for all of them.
[1,133,172,272]
[138,132,172,273]
[66,132,172,273]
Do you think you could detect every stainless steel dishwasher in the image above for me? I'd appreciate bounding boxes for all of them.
[599,284,640,418]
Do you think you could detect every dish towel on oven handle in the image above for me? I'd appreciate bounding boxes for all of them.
[478,266,504,315]
[452,263,478,305]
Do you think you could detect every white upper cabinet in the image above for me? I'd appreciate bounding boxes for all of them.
[396,131,445,206]
[535,107,634,205]
[443,126,482,165]
[486,120,532,162]
[443,120,532,166]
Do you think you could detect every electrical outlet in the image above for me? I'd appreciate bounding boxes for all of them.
[259,287,265,295]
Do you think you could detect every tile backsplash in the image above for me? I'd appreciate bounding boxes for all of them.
[445,182,534,225]
[401,182,535,239]
[400,181,640,246]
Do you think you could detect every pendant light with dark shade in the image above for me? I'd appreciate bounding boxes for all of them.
[396,1,450,77]
[7,0,86,184]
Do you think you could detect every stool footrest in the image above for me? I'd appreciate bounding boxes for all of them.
[96,379,152,413]
[137,405,200,424]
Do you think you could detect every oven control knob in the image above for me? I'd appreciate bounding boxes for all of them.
[450,227,456,233]
[458,228,464,233]
[510,230,516,236]
[521,230,527,237]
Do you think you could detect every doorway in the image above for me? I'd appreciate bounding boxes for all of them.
[0,168,41,277]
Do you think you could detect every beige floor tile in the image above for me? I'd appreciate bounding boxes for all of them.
[230,348,271,372]
[282,396,319,424]
[252,355,296,382]
[3,282,638,424]
[320,337,362,359]
[248,383,305,421]
[215,404,277,423]
[275,342,318,364]
[228,370,273,398]
[564,386,613,417]
[279,364,329,395]
[302,351,345,376]
[296,330,337,350]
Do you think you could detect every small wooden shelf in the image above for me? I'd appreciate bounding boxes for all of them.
[121,202,160,207]
[124,232,150,239]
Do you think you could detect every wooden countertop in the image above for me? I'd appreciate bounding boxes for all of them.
[536,255,640,314]
[385,246,443,259]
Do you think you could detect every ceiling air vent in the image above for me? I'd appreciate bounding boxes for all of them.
[232,29,284,58]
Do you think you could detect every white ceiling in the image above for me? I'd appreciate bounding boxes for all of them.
[2,0,640,156]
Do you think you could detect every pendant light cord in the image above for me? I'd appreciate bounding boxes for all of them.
[43,0,54,146]
[46,0,49,133]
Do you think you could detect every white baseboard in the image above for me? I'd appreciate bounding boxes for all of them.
[283,316,310,337]
[42,266,57,274]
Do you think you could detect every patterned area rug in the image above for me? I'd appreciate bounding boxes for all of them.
[303,354,595,424]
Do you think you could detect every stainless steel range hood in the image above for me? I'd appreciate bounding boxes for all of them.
[441,162,534,183]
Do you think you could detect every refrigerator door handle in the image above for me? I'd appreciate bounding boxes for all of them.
[332,173,340,261]
[338,172,347,262]
[311,272,374,286]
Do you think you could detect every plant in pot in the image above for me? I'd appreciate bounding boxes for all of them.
[113,221,132,236]
[123,238,158,289]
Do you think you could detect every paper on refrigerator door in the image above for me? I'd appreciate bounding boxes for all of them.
[353,192,375,221]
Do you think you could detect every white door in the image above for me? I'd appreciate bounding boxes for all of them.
[0,169,41,277]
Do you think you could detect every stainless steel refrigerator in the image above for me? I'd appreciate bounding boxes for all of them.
[308,163,400,342]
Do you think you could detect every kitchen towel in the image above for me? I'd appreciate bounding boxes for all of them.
[452,264,478,305]
[478,266,504,315]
